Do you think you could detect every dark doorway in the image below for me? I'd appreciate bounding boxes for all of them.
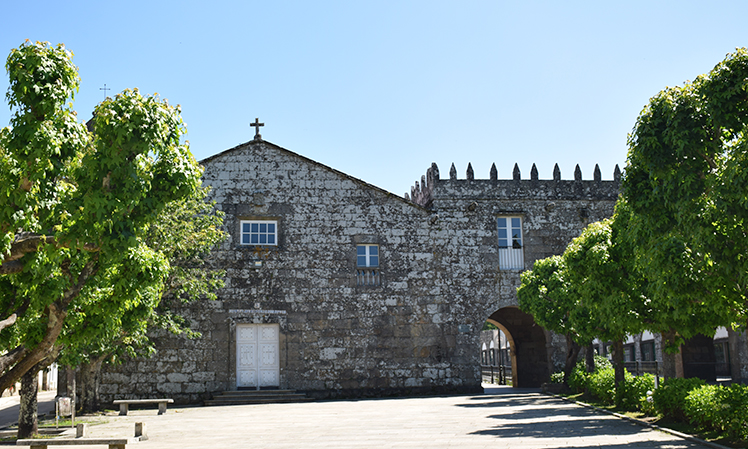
[682,334,717,382]
[486,306,549,388]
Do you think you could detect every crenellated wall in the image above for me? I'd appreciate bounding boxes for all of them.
[407,160,620,378]
[407,161,621,207]
[406,160,620,269]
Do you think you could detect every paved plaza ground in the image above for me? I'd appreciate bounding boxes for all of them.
[4,385,720,449]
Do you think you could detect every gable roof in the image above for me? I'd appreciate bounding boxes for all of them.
[200,139,430,212]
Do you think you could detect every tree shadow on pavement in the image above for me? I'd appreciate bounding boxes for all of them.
[529,442,709,449]
[460,387,709,448]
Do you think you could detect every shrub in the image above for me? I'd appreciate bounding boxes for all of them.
[567,356,654,413]
[568,356,612,394]
[623,373,655,412]
[717,384,748,440]
[640,388,657,416]
[567,355,655,412]
[587,365,616,404]
[550,372,564,383]
[568,362,588,393]
[684,383,748,440]
[652,377,706,421]
[592,355,613,371]
[683,384,719,430]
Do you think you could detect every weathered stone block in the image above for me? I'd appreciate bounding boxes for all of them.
[157,382,183,394]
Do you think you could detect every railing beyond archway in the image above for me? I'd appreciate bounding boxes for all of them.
[486,306,549,388]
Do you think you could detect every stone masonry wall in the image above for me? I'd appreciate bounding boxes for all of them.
[102,141,496,402]
[100,141,620,404]
[411,161,619,376]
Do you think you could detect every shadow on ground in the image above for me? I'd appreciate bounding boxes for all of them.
[459,386,707,448]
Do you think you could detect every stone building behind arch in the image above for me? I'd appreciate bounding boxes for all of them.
[98,137,625,403]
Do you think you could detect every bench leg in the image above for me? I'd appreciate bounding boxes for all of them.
[108,445,126,449]
[118,403,129,416]
[135,422,148,440]
[158,402,167,415]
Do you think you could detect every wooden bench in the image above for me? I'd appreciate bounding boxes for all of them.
[113,398,173,415]
[17,437,138,449]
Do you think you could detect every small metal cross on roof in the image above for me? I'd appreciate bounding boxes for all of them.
[250,118,264,141]
[99,83,111,100]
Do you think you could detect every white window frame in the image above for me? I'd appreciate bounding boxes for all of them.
[356,244,380,286]
[240,220,278,246]
[356,244,379,268]
[497,216,524,270]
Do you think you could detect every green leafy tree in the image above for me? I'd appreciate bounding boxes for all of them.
[58,186,226,413]
[0,41,202,437]
[520,213,649,401]
[623,48,748,338]
[518,255,595,385]
[562,214,649,404]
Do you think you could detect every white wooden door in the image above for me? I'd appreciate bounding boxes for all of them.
[236,324,279,389]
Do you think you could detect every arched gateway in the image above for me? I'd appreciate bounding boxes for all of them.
[486,307,549,388]
[99,139,620,403]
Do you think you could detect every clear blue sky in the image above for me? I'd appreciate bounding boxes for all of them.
[2,1,748,196]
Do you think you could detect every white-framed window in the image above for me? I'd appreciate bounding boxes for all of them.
[356,244,380,286]
[356,244,379,267]
[497,216,524,270]
[240,220,277,245]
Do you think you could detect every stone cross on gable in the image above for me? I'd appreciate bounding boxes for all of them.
[251,118,264,141]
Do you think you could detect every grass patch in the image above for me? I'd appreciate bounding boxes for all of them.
[0,414,110,445]
[38,415,109,428]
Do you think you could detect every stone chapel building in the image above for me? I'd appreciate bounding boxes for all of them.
[99,133,687,403]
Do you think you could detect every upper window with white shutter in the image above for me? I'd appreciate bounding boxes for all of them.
[497,216,523,270]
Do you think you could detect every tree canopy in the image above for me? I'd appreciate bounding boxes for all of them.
[519,49,748,392]
[518,214,646,389]
[623,47,748,334]
[0,40,206,395]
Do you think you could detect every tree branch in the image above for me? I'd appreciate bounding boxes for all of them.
[0,257,99,392]
[0,345,28,375]
[0,260,23,275]
[0,303,66,393]
[0,314,18,333]
[61,257,99,307]
[1,233,99,276]
[4,234,56,262]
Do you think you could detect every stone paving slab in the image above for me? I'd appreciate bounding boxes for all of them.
[0,390,56,429]
[20,386,716,449]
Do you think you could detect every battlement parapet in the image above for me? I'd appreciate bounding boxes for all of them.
[405,162,621,208]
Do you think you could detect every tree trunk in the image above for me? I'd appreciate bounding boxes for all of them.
[18,368,39,439]
[611,339,625,407]
[562,335,581,386]
[660,329,682,379]
[0,305,66,393]
[585,342,595,373]
[76,355,106,414]
[0,258,98,393]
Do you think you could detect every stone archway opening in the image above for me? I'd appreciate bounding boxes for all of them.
[484,306,549,388]
[481,319,517,387]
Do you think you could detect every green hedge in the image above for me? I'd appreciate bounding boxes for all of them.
[565,356,654,412]
[651,377,705,421]
[561,358,748,442]
[683,383,748,440]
